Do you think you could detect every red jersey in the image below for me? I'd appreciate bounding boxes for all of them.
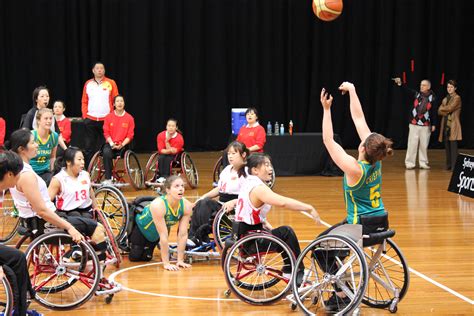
[103,111,135,143]
[237,124,266,152]
[0,117,5,146]
[56,116,71,144]
[156,131,184,154]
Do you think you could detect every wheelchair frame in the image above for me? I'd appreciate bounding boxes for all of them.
[144,151,199,189]
[88,149,144,190]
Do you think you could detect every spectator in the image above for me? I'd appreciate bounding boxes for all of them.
[156,118,184,181]
[0,117,5,147]
[81,62,119,166]
[53,100,72,158]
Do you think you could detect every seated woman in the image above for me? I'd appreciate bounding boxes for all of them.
[230,153,319,281]
[30,108,59,185]
[102,95,135,184]
[7,129,107,261]
[0,150,42,316]
[53,100,72,158]
[318,83,393,311]
[236,107,266,153]
[48,147,98,220]
[128,175,193,271]
[189,141,249,245]
[155,118,184,181]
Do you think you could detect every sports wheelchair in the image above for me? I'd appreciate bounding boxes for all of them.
[88,147,144,190]
[144,151,198,189]
[221,227,297,305]
[288,224,409,315]
[0,189,20,244]
[94,185,130,245]
[212,156,276,189]
[0,268,14,315]
[14,208,123,309]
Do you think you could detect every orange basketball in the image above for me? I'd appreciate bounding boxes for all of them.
[312,0,343,22]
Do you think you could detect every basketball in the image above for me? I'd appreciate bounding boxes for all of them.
[312,0,343,22]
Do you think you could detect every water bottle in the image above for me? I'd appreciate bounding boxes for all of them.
[289,120,293,135]
[274,121,279,135]
[267,121,272,135]
[280,123,284,135]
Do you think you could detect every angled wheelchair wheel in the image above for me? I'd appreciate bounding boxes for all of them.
[94,186,129,242]
[124,150,144,190]
[212,157,224,185]
[88,151,105,185]
[224,233,295,305]
[212,208,234,252]
[266,171,276,189]
[25,232,101,310]
[94,209,122,268]
[180,152,199,189]
[144,152,160,184]
[0,189,20,244]
[362,238,410,309]
[0,274,14,315]
[291,234,368,315]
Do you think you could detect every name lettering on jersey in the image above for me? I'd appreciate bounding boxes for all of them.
[37,149,52,155]
[365,168,381,184]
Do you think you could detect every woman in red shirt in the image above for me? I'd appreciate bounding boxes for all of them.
[102,95,135,183]
[156,118,184,180]
[0,117,5,147]
[237,107,266,153]
[53,100,72,158]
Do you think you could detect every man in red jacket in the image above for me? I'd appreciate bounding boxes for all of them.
[81,62,119,165]
[102,95,135,183]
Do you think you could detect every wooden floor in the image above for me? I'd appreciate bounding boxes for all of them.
[31,150,474,315]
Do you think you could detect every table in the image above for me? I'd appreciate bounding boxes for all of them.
[265,133,342,176]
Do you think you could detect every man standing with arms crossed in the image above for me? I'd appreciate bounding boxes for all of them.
[81,62,119,166]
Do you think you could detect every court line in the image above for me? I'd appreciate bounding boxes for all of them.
[109,262,240,301]
[299,211,474,305]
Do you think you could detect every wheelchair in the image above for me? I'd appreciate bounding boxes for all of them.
[212,156,276,189]
[88,147,144,190]
[289,224,409,315]
[144,151,199,189]
[0,189,20,244]
[94,185,130,245]
[14,210,123,309]
[0,270,13,315]
[221,229,296,305]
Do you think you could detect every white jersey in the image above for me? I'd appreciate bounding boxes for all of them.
[9,162,56,218]
[54,169,93,211]
[235,175,272,225]
[218,165,243,195]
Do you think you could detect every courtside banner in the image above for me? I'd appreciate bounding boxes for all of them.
[448,153,474,198]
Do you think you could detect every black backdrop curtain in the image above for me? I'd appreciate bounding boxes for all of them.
[0,0,473,151]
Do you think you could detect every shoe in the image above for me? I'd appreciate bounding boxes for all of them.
[186,238,196,248]
[157,177,166,183]
[419,165,431,170]
[405,166,415,170]
[102,179,113,186]
[324,293,351,312]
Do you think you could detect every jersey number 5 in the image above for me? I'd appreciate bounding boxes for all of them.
[370,184,380,208]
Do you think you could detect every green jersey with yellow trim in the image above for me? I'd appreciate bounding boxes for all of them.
[30,130,58,174]
[135,195,184,242]
[343,160,386,224]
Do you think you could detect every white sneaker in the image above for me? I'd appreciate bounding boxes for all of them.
[157,177,166,183]
[102,179,113,186]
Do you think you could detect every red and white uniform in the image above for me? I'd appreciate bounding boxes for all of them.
[218,165,243,195]
[56,115,72,144]
[9,163,56,218]
[81,77,119,121]
[54,169,93,211]
[235,175,271,225]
